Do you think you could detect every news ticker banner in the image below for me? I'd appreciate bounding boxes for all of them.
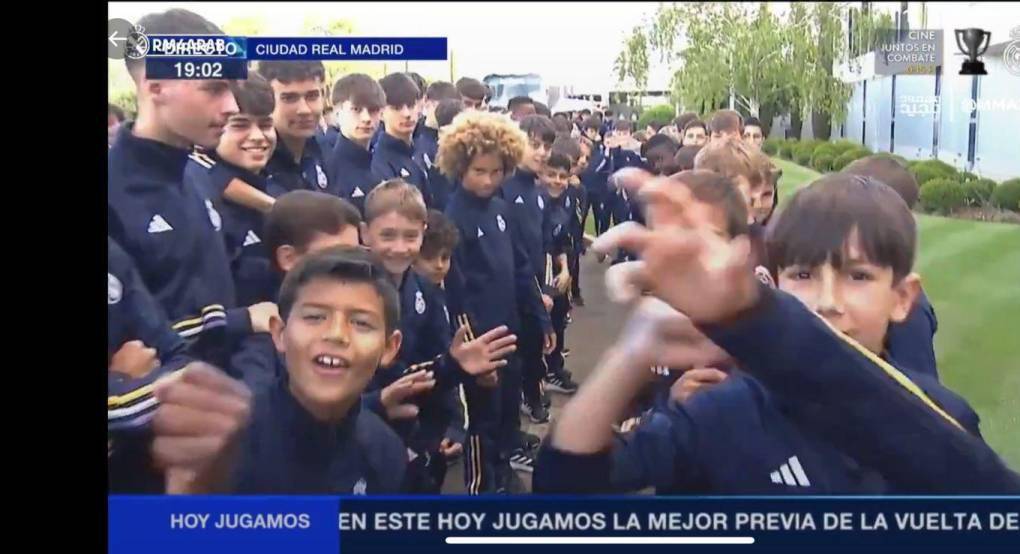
[125,33,447,80]
[109,495,1020,553]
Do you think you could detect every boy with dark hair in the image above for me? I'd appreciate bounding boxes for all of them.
[257,61,336,196]
[185,73,278,307]
[501,114,560,428]
[552,113,572,137]
[373,73,432,207]
[540,151,581,398]
[604,119,645,263]
[438,111,554,493]
[682,119,708,146]
[360,179,519,492]
[232,246,409,493]
[456,77,488,111]
[672,144,703,173]
[326,73,386,215]
[414,81,462,211]
[533,101,552,118]
[435,98,465,128]
[317,105,340,151]
[742,116,766,149]
[641,133,680,175]
[674,112,698,137]
[708,109,744,142]
[414,209,470,468]
[508,96,536,122]
[536,172,1017,494]
[580,117,612,237]
[842,155,936,380]
[109,9,276,372]
[553,136,590,305]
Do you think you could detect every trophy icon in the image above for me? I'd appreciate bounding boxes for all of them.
[955,28,991,75]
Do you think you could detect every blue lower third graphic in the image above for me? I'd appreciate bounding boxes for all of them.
[108,496,339,554]
[108,496,1020,553]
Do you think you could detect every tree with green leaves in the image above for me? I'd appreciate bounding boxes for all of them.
[613,25,650,108]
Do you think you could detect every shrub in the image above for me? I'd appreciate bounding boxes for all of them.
[811,143,838,163]
[919,178,967,215]
[991,179,1020,212]
[762,138,783,155]
[959,171,979,182]
[779,140,798,160]
[795,149,814,166]
[912,163,951,186]
[637,105,676,131]
[871,152,909,166]
[829,140,859,156]
[812,153,835,173]
[963,178,997,206]
[831,148,869,171]
[919,159,959,176]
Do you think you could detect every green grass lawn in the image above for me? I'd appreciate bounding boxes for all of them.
[584,160,1020,468]
[772,158,1020,469]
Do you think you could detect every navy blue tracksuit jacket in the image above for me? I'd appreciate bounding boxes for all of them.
[233,376,407,494]
[108,124,252,365]
[264,135,336,198]
[372,132,432,207]
[535,285,1018,494]
[325,132,380,216]
[501,168,557,298]
[414,125,454,211]
[183,152,275,306]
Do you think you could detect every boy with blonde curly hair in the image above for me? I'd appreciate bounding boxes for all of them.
[437,111,552,493]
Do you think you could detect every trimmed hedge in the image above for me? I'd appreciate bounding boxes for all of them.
[637,105,677,131]
[991,179,1020,212]
[762,138,783,155]
[812,153,835,173]
[964,178,997,206]
[795,149,814,166]
[912,163,951,186]
[919,178,968,215]
[779,141,797,160]
[960,171,979,182]
[831,148,870,171]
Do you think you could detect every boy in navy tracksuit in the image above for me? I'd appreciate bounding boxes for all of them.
[438,111,553,493]
[580,118,612,237]
[226,190,364,395]
[603,119,645,264]
[108,236,195,493]
[842,155,939,380]
[557,136,593,306]
[372,73,432,207]
[536,172,1020,494]
[316,106,340,151]
[231,248,409,493]
[182,73,278,307]
[359,180,518,493]
[414,82,461,212]
[257,61,337,197]
[325,73,386,216]
[540,152,580,397]
[500,114,559,428]
[108,15,273,373]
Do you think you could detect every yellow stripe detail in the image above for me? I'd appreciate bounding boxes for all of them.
[108,384,154,408]
[815,312,964,431]
[458,384,470,430]
[171,305,227,330]
[472,434,482,495]
[189,152,215,169]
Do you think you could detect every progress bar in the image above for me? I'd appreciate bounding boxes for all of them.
[446,536,755,545]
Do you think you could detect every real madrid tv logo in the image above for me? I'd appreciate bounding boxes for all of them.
[126,24,150,60]
[1005,26,1020,77]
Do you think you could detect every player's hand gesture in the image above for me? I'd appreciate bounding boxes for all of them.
[247,302,280,334]
[553,270,572,294]
[109,340,160,379]
[450,324,517,376]
[671,367,728,404]
[151,362,252,494]
[381,370,436,420]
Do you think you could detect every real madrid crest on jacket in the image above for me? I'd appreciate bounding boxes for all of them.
[232,376,407,494]
[372,132,433,207]
[108,123,252,366]
[500,167,557,297]
[444,186,552,337]
[265,135,337,197]
[184,151,275,306]
[325,132,381,216]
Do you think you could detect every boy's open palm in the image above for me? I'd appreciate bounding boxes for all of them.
[450,324,517,376]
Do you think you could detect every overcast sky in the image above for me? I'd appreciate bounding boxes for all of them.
[108,2,675,91]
